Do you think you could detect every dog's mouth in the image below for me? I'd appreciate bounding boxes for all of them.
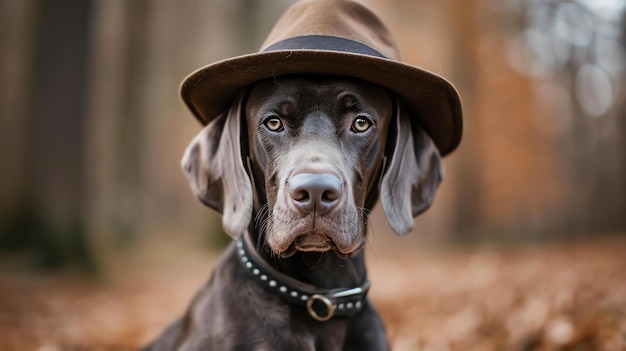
[279,234,351,259]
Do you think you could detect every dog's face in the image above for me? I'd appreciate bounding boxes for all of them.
[182,74,443,258]
[245,76,392,258]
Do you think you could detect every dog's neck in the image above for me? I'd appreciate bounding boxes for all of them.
[248,227,367,290]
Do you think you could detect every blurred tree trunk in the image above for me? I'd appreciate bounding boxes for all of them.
[84,0,129,245]
[0,0,34,221]
[558,10,626,236]
[562,73,626,235]
[1,0,96,270]
[445,0,483,238]
[621,11,626,227]
[112,0,150,243]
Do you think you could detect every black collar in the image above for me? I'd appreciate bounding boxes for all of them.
[237,231,370,321]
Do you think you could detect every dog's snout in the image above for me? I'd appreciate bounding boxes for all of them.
[288,173,342,214]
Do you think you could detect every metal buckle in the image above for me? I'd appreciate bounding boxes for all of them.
[306,294,335,322]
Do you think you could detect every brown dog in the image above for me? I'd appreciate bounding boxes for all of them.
[145,74,442,350]
[144,1,461,350]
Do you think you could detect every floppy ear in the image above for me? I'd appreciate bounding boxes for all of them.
[181,94,252,238]
[381,98,444,236]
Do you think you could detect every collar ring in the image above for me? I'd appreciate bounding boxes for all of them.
[306,294,335,322]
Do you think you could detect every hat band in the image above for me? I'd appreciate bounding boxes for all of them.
[262,35,387,59]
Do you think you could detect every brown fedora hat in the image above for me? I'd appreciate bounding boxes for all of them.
[181,0,462,156]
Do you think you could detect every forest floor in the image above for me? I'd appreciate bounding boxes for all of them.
[1,234,625,351]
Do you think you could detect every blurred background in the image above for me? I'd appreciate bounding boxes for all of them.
[1,0,625,350]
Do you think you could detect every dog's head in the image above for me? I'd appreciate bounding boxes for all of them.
[182,75,442,257]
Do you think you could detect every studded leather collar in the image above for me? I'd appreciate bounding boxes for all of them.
[237,231,370,321]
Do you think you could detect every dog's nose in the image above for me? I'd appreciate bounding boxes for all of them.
[288,173,342,214]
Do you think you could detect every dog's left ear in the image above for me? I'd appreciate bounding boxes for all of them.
[381,98,444,236]
[181,94,252,238]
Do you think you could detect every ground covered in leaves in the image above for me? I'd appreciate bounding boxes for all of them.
[1,235,625,351]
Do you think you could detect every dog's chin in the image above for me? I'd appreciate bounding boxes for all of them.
[278,235,355,259]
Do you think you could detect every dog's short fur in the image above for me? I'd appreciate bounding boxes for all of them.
[143,75,443,350]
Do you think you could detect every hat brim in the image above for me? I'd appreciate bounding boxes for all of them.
[180,50,462,156]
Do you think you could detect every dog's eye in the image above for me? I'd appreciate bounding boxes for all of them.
[264,117,284,132]
[351,116,372,133]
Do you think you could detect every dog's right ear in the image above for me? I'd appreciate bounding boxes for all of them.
[181,95,252,238]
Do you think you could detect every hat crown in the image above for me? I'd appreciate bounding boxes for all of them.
[261,0,401,60]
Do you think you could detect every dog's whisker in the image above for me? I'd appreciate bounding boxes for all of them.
[312,251,328,270]
[364,232,378,259]
[317,251,328,267]
[254,203,269,228]
[258,219,269,236]
[359,208,372,227]
[256,229,265,251]
[253,204,271,252]
[356,207,378,258]
[301,250,328,271]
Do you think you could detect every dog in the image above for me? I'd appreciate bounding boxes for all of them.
[144,1,462,350]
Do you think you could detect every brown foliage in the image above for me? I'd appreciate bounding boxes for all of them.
[1,237,625,351]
